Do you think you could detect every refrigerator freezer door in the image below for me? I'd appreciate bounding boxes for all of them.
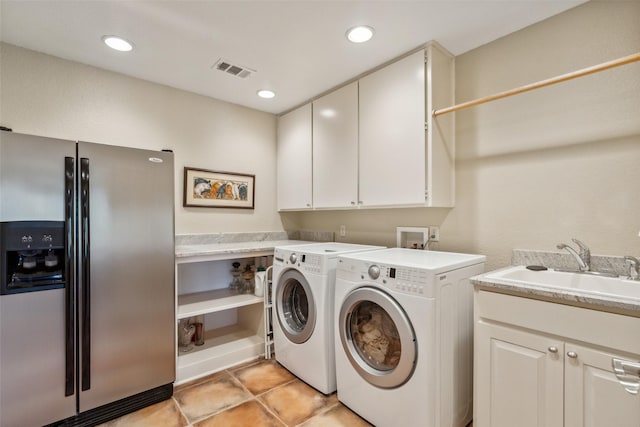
[0,132,76,222]
[77,142,175,412]
[0,289,76,426]
[0,132,77,426]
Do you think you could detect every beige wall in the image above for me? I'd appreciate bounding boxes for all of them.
[284,1,640,270]
[0,43,283,235]
[2,1,638,270]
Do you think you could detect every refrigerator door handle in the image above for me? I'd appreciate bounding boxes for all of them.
[80,157,91,391]
[64,156,75,397]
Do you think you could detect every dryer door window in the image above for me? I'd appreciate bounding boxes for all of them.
[339,286,416,389]
[275,269,316,344]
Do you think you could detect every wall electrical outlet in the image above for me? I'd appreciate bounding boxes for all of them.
[340,225,346,237]
[429,226,440,242]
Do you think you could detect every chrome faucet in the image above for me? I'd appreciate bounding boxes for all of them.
[625,256,640,281]
[557,239,591,272]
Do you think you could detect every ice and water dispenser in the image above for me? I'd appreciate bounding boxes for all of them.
[0,221,66,295]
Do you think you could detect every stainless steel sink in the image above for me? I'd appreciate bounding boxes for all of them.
[483,266,640,301]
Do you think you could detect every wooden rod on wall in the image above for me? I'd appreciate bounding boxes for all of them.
[432,52,640,117]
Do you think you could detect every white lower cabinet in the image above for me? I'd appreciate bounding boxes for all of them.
[475,323,563,427]
[474,290,640,427]
[175,253,272,384]
[564,344,640,426]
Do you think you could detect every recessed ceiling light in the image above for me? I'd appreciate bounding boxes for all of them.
[257,90,275,99]
[346,26,374,43]
[102,35,134,52]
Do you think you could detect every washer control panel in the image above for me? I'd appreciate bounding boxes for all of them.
[338,258,434,298]
[381,265,430,296]
[274,248,323,274]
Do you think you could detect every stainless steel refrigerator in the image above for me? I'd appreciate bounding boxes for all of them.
[0,131,175,426]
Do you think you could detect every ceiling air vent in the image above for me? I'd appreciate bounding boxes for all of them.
[212,58,255,79]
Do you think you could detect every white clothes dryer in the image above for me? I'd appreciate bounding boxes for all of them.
[272,242,385,394]
[334,248,486,427]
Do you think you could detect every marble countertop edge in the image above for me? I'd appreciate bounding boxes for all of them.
[175,240,312,258]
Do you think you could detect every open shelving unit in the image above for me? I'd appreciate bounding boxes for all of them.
[175,251,273,385]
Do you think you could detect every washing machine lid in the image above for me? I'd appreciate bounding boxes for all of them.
[338,248,486,274]
[277,242,385,257]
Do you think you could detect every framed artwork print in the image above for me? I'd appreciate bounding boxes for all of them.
[183,167,255,209]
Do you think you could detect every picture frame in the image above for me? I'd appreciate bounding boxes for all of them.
[183,167,255,209]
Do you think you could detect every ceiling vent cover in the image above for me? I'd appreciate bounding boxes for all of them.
[212,58,255,79]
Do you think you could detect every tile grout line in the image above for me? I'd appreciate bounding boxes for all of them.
[253,378,304,427]
[255,396,289,427]
[250,376,341,426]
[170,396,191,426]
[227,362,295,426]
[181,370,255,425]
[182,361,293,426]
[174,359,348,427]
[229,360,339,426]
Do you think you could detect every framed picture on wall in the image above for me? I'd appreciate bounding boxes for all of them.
[183,167,255,209]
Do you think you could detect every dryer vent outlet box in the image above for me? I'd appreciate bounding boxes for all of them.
[396,227,429,249]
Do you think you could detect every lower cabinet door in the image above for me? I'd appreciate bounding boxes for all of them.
[475,323,564,427]
[564,344,640,427]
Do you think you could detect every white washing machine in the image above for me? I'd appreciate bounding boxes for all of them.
[334,248,486,427]
[272,242,385,394]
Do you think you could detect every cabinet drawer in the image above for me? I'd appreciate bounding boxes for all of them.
[476,290,640,355]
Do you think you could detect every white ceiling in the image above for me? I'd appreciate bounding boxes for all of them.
[0,0,587,115]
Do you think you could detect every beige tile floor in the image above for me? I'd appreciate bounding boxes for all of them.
[99,358,373,427]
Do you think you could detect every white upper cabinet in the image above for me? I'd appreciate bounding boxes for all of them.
[276,42,455,211]
[312,82,359,209]
[359,50,426,207]
[277,103,312,210]
[426,43,455,207]
[359,44,455,208]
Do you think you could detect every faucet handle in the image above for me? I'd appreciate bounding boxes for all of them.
[571,239,591,267]
[571,239,590,256]
[624,256,640,281]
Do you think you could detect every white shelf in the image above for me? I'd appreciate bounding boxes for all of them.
[177,288,263,319]
[176,324,263,384]
[174,246,281,384]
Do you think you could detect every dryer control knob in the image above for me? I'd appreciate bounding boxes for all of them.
[368,265,381,280]
[289,253,298,264]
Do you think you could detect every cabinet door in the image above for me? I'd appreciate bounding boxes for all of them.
[277,104,312,210]
[312,82,358,208]
[426,43,455,207]
[564,344,640,427]
[359,50,426,207]
[475,323,563,427]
